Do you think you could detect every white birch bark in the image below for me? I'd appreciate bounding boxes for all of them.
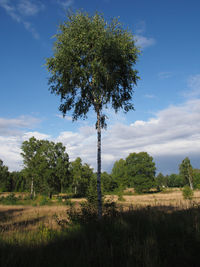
[97,109,102,219]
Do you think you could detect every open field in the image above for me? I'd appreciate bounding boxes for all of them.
[1,189,200,267]
[1,188,200,236]
[106,188,200,207]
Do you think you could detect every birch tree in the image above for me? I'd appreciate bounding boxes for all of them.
[179,157,194,190]
[46,11,140,218]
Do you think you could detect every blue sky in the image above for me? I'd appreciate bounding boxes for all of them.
[1,0,200,174]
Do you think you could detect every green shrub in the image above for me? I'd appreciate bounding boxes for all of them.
[39,195,50,206]
[182,185,194,200]
[0,193,18,205]
[117,188,125,201]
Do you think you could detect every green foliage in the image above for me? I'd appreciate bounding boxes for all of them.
[126,152,156,193]
[39,195,50,206]
[101,171,117,193]
[167,173,185,188]
[193,169,200,189]
[70,158,94,197]
[0,159,10,192]
[46,11,140,218]
[155,173,166,191]
[0,193,18,205]
[21,137,70,196]
[111,158,127,188]
[182,185,194,200]
[118,191,125,201]
[38,224,55,242]
[179,157,194,189]
[86,178,98,206]
[46,11,140,123]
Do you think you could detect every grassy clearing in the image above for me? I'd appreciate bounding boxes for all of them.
[0,189,200,267]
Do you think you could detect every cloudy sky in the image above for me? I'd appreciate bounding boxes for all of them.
[1,0,200,174]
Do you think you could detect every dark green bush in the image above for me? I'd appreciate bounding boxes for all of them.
[182,185,193,200]
[0,193,18,205]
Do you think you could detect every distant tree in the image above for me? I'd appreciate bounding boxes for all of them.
[46,11,140,218]
[179,157,193,190]
[193,169,200,189]
[8,171,27,192]
[70,157,82,195]
[111,159,127,188]
[70,158,94,197]
[101,171,118,193]
[21,137,70,197]
[155,173,166,191]
[126,152,156,193]
[0,160,9,192]
[167,173,185,188]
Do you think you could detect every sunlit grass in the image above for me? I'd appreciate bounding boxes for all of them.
[1,189,200,266]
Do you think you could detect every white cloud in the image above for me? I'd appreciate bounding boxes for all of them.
[185,74,200,97]
[144,94,156,99]
[54,99,200,173]
[0,0,43,39]
[0,116,40,136]
[23,131,51,141]
[134,20,156,49]
[23,21,39,39]
[18,0,44,16]
[57,0,73,9]
[1,100,200,174]
[56,114,72,121]
[49,100,200,172]
[158,71,173,79]
[135,20,146,35]
[135,35,156,49]
[0,131,51,171]
[0,136,23,171]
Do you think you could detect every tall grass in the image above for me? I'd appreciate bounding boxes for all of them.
[1,202,200,267]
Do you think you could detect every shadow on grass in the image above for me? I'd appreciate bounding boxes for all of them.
[0,216,47,232]
[0,208,25,223]
[1,205,200,267]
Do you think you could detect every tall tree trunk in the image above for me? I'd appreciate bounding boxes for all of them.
[30,177,34,199]
[188,168,193,190]
[97,109,102,219]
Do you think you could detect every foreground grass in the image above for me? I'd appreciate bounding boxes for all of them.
[1,202,200,267]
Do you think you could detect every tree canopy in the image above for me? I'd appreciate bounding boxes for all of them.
[21,137,70,196]
[46,11,140,123]
[46,11,140,218]
[179,157,193,190]
[126,152,156,193]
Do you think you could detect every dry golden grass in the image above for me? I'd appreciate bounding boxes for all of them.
[0,205,69,236]
[1,188,200,238]
[106,188,200,208]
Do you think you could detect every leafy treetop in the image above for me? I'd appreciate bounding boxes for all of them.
[46,11,140,127]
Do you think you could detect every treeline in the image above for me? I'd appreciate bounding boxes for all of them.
[0,137,200,196]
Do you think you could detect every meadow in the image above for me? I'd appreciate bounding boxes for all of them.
[0,188,200,267]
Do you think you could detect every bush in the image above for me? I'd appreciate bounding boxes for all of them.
[0,193,18,205]
[39,195,50,206]
[182,185,194,200]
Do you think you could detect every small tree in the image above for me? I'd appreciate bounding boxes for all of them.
[46,11,140,218]
[179,157,193,190]
[126,152,156,193]
[182,185,193,200]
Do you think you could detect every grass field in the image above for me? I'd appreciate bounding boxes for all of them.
[1,188,200,267]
